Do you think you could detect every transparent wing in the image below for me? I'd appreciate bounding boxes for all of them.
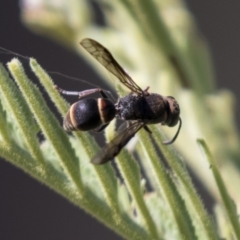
[80,38,143,94]
[91,121,145,164]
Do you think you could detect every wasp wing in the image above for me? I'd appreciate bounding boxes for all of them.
[91,121,145,164]
[80,38,143,95]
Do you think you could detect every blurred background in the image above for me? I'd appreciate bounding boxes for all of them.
[0,1,240,239]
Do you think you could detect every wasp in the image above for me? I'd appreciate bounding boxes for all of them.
[56,38,182,164]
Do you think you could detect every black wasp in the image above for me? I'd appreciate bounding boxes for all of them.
[56,38,182,164]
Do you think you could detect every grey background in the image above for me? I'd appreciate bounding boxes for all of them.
[0,1,240,239]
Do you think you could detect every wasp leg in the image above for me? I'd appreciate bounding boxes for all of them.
[163,118,182,145]
[93,123,110,132]
[55,86,110,99]
[143,125,152,134]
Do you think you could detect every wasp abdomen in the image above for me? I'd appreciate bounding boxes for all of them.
[63,98,115,131]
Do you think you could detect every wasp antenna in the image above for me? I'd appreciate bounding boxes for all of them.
[0,46,29,60]
[48,71,102,88]
[163,118,182,145]
[49,72,114,96]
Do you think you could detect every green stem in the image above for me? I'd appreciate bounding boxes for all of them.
[139,129,196,240]
[30,58,121,219]
[154,127,219,240]
[8,58,85,196]
[0,142,147,240]
[197,139,240,240]
[0,64,46,166]
[116,150,160,239]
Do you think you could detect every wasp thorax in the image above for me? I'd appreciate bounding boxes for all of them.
[165,96,180,127]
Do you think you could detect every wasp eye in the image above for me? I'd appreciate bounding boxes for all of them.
[166,97,180,127]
